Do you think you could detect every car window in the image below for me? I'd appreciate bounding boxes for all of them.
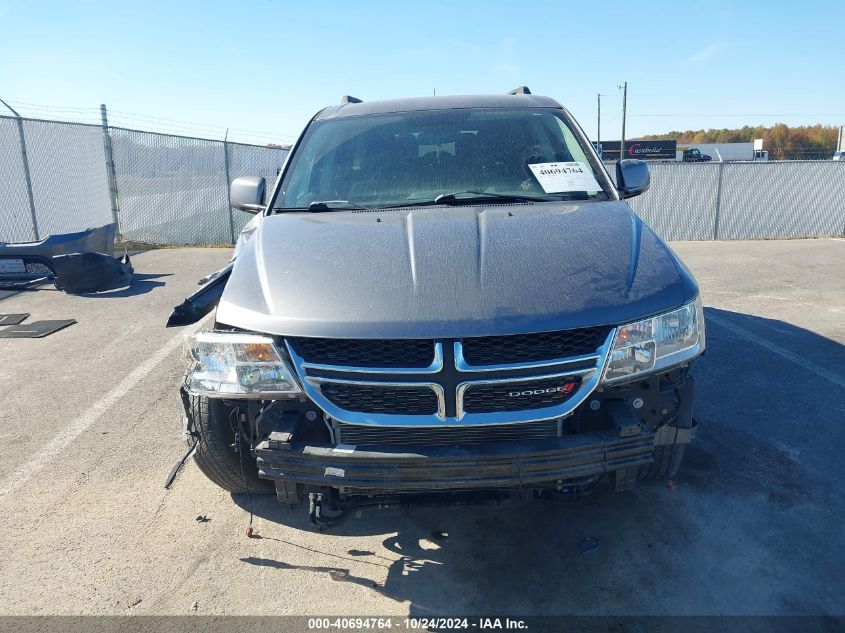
[273,108,610,210]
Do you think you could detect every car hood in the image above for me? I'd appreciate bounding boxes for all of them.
[216,201,698,338]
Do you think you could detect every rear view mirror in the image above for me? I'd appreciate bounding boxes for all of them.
[231,176,266,213]
[616,159,650,199]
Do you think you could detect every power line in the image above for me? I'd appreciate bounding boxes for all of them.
[4,99,100,113]
[630,113,843,118]
[3,98,296,143]
[107,109,297,139]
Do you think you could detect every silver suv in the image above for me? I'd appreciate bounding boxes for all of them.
[169,88,705,527]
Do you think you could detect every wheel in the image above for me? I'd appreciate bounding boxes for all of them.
[187,394,273,494]
[637,444,685,480]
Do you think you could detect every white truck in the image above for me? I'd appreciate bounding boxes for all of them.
[676,141,768,162]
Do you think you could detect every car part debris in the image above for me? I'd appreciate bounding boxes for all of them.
[163,439,197,490]
[0,223,116,262]
[52,252,133,294]
[0,313,29,325]
[197,264,232,286]
[166,262,232,327]
[0,224,133,294]
[0,274,52,291]
[0,319,76,338]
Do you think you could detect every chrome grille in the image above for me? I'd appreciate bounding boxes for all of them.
[286,327,614,427]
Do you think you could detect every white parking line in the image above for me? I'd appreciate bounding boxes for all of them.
[707,313,845,389]
[0,320,207,501]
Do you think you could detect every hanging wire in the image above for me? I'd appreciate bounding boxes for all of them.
[2,98,294,144]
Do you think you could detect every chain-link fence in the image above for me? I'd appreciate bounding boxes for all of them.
[0,116,114,243]
[0,113,286,246]
[1,112,843,245]
[627,161,845,240]
[111,129,286,245]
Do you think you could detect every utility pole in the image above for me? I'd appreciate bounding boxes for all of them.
[597,93,601,149]
[618,81,627,162]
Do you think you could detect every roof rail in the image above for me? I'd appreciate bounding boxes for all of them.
[340,95,363,104]
[507,86,531,95]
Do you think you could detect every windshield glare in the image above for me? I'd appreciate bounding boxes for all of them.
[274,107,610,210]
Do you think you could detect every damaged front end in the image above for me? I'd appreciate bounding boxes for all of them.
[173,297,704,528]
[175,365,697,529]
[166,262,232,327]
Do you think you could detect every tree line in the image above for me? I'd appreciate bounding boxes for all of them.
[639,124,840,160]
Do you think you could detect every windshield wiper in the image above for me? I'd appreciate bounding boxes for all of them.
[433,191,558,205]
[307,200,369,212]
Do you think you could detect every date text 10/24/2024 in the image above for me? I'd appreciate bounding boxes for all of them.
[307,617,529,630]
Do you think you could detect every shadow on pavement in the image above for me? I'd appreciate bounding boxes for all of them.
[79,272,172,298]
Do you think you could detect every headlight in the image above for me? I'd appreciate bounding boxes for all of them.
[184,332,302,397]
[603,297,705,383]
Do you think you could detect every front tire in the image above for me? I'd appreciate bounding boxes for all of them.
[187,395,273,494]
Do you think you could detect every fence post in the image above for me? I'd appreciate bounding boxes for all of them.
[712,161,725,240]
[222,130,235,244]
[0,99,39,241]
[100,104,122,239]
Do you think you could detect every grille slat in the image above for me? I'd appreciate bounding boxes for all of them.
[320,383,438,415]
[338,419,559,446]
[289,337,433,368]
[460,327,608,366]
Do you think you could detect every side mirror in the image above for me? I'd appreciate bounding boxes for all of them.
[230,176,266,213]
[616,159,650,199]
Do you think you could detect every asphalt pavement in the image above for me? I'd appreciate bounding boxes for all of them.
[0,239,843,617]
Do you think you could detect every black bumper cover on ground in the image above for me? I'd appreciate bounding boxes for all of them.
[255,430,655,491]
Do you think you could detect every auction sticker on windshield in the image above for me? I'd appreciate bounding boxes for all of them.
[528,162,601,193]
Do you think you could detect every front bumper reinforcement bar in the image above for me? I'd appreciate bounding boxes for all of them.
[255,430,655,491]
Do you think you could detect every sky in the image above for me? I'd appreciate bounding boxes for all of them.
[1,0,843,145]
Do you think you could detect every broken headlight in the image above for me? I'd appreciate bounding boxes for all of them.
[603,297,705,383]
[184,332,302,397]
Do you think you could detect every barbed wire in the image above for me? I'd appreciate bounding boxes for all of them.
[2,98,295,145]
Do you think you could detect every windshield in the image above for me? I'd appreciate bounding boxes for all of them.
[272,107,611,210]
